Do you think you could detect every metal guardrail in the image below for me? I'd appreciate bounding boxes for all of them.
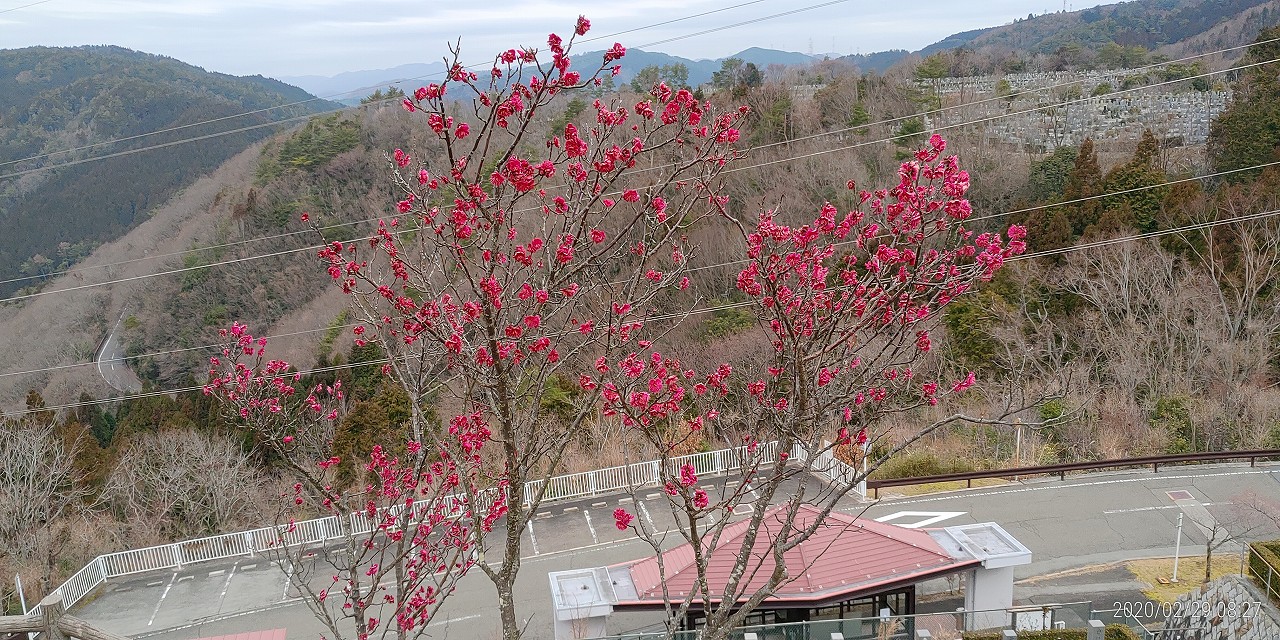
[33,445,1278,618]
[28,441,782,617]
[865,449,1280,498]
[1247,543,1280,605]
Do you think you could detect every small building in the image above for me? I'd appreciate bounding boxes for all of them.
[550,505,1031,639]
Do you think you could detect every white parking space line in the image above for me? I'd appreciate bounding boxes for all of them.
[1103,502,1228,515]
[527,518,540,555]
[281,559,294,601]
[147,572,177,626]
[517,535,649,562]
[427,613,482,628]
[217,564,238,609]
[883,469,1279,506]
[639,500,656,531]
[583,510,599,544]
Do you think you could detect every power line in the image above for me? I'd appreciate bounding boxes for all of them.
[672,158,1280,277]
[0,216,366,287]
[2,19,1269,185]
[635,0,855,49]
[727,54,1277,176]
[2,32,1269,288]
[0,0,887,292]
[5,57,1274,307]
[1011,207,1280,262]
[3,29,1275,386]
[0,112,317,181]
[579,0,769,46]
[0,0,772,173]
[11,204,1279,417]
[0,0,53,14]
[0,322,356,380]
[967,160,1280,225]
[5,243,316,302]
[18,358,390,416]
[5,41,1268,291]
[7,162,1278,390]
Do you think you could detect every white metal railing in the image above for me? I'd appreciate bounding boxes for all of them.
[812,444,861,486]
[1248,544,1280,605]
[31,439,815,616]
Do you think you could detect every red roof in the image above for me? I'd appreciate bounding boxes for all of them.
[193,630,286,640]
[613,504,977,607]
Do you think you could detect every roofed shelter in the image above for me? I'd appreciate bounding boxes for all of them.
[548,505,1031,639]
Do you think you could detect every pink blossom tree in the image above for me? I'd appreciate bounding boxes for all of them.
[205,324,493,640]
[607,135,1029,638]
[208,17,1029,639]
[209,17,749,639]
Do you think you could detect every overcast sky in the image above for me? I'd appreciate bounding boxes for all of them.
[1,0,1105,79]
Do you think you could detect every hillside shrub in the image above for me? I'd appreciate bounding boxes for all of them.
[699,298,755,339]
[257,113,361,182]
[962,624,1138,640]
[1248,539,1280,604]
[872,451,976,479]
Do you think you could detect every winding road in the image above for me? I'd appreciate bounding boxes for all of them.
[97,309,143,394]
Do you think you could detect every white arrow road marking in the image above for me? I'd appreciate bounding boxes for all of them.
[873,510,967,528]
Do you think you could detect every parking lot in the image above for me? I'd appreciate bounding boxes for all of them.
[67,463,1280,640]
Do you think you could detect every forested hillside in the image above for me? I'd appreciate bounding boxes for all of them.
[867,0,1277,74]
[0,46,337,297]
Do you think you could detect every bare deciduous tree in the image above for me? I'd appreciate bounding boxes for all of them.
[0,416,87,590]
[103,429,267,540]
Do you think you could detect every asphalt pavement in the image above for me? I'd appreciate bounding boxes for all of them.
[66,462,1280,639]
[97,309,143,393]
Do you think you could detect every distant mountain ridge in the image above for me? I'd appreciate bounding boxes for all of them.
[1,0,1268,296]
[877,0,1276,70]
[956,0,1275,54]
[276,47,830,100]
[0,45,337,297]
[278,62,449,103]
[280,0,1275,99]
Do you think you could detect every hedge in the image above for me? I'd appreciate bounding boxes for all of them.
[961,624,1139,640]
[1248,539,1280,604]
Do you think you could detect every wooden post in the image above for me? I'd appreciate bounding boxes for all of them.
[39,593,68,640]
[0,614,42,633]
[58,615,136,640]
